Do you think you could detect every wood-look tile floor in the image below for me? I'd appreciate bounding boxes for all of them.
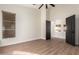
[0,39,79,55]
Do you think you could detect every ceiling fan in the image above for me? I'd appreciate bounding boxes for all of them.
[33,4,55,9]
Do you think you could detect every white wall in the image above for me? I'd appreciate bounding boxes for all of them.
[40,6,51,40]
[0,4,41,46]
[40,6,46,39]
[49,4,79,44]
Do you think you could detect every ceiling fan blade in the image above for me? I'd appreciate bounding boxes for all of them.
[50,4,55,7]
[46,4,48,9]
[39,4,43,9]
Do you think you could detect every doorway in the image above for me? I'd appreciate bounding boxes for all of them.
[46,20,51,40]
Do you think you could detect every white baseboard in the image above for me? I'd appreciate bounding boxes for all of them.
[40,37,46,40]
[52,37,65,40]
[0,37,40,47]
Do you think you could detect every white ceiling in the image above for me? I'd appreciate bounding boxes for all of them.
[19,4,41,9]
[18,4,54,9]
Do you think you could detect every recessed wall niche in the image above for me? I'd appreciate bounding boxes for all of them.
[2,11,16,38]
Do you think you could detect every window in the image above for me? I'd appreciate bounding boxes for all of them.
[2,11,16,38]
